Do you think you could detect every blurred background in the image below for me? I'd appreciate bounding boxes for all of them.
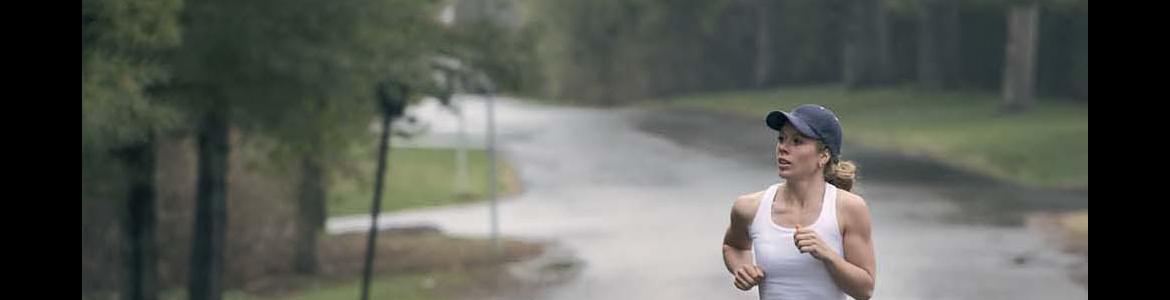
[82,0,1087,299]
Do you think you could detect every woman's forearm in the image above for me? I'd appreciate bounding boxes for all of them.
[722,244,753,273]
[823,255,874,300]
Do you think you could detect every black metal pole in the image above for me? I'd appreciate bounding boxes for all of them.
[361,81,406,300]
[360,108,392,300]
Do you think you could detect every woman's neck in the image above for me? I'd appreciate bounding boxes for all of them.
[782,176,826,207]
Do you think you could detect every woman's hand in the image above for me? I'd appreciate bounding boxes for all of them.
[795,224,839,262]
[732,264,766,290]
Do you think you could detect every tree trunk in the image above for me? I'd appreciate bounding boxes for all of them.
[917,0,959,89]
[189,109,229,300]
[844,0,889,88]
[294,151,325,274]
[874,0,892,84]
[120,135,157,300]
[753,0,776,88]
[1001,2,1040,112]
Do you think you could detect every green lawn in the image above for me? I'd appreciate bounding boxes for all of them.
[650,85,1088,188]
[329,145,520,217]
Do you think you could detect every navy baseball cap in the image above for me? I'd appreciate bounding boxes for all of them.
[766,104,844,158]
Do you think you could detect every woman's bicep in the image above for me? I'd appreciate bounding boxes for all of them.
[724,225,752,250]
[843,199,876,276]
[724,199,755,250]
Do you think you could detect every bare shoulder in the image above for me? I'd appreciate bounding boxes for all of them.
[836,189,873,230]
[731,190,765,222]
[836,189,869,212]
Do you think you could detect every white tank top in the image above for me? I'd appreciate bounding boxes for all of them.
[749,182,845,300]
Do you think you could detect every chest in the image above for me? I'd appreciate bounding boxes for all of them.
[770,201,823,228]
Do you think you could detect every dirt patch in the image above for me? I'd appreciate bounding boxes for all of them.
[1027,211,1088,288]
[234,227,547,298]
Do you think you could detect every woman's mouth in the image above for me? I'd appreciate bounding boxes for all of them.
[777,158,792,166]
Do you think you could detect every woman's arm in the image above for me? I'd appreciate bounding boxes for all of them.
[793,193,875,299]
[824,194,876,300]
[723,193,765,290]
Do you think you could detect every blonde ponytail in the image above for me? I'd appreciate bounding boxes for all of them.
[825,160,857,192]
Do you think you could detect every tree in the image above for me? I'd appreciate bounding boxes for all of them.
[751,0,781,89]
[1001,1,1040,111]
[82,0,183,298]
[917,0,960,89]
[844,0,892,88]
[169,0,443,296]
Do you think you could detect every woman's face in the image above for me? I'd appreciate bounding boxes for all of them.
[775,124,829,180]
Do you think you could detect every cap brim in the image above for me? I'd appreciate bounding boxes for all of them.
[766,110,818,138]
